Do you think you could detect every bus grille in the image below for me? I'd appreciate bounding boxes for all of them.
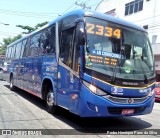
[107,107,146,114]
[103,95,149,104]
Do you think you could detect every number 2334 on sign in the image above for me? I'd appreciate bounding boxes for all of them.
[86,23,121,39]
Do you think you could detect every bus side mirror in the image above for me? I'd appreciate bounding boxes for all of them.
[75,19,86,46]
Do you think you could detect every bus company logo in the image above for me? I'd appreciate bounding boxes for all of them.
[127,98,134,104]
[111,87,123,95]
[139,88,151,93]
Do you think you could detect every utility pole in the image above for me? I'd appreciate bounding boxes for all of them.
[75,2,91,10]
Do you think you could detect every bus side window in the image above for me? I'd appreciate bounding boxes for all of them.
[41,24,55,55]
[6,47,11,61]
[60,27,74,66]
[29,33,42,57]
[21,40,27,58]
[15,42,22,59]
[23,38,31,57]
[41,30,50,54]
[11,45,16,59]
[48,25,56,54]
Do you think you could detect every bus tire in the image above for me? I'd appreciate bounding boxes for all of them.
[46,89,57,114]
[10,76,15,91]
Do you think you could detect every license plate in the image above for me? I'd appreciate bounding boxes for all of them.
[121,109,134,115]
[156,95,160,98]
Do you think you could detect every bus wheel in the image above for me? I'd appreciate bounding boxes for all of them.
[10,76,15,91]
[46,90,57,114]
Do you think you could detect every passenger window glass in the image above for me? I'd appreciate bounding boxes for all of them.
[8,47,12,59]
[11,46,16,59]
[15,42,22,59]
[21,40,27,58]
[29,33,42,57]
[24,38,31,57]
[60,27,74,66]
[6,47,10,59]
[41,25,56,55]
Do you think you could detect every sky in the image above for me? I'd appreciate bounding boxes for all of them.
[0,0,102,43]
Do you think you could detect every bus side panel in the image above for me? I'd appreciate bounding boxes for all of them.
[68,75,81,114]
[24,57,34,92]
[41,55,58,98]
[56,65,70,109]
[19,58,25,89]
[12,59,20,88]
[33,56,43,94]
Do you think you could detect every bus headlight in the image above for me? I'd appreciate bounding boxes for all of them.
[83,81,107,96]
[148,89,155,97]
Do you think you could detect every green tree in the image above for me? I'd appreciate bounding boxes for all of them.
[0,21,48,55]
[0,34,22,55]
[16,21,48,34]
[0,46,6,55]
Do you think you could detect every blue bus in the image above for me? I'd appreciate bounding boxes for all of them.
[4,9,155,117]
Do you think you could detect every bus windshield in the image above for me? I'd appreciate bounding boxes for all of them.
[84,17,154,80]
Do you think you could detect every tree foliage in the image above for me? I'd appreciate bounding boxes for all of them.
[16,25,34,34]
[0,34,22,55]
[2,34,22,47]
[0,21,48,55]
[16,21,48,34]
[0,46,6,55]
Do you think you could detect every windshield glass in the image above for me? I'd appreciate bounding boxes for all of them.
[84,17,154,80]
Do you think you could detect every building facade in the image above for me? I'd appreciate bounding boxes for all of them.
[96,0,160,81]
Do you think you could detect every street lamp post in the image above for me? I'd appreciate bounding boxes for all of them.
[0,22,9,26]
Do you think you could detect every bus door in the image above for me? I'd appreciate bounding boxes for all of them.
[68,35,81,113]
[68,20,86,113]
[57,27,76,109]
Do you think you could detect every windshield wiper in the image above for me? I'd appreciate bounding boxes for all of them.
[110,64,117,84]
[110,34,124,84]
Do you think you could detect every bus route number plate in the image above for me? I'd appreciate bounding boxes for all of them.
[121,109,134,115]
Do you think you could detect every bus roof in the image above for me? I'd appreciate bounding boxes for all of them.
[52,9,146,32]
[8,9,146,47]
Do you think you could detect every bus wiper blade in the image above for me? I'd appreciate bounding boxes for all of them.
[110,67,116,84]
[110,59,120,84]
[110,35,124,84]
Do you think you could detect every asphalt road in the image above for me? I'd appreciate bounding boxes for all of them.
[0,80,160,138]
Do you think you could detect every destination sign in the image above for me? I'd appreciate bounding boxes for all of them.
[92,50,121,59]
[88,55,118,66]
[86,23,121,39]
